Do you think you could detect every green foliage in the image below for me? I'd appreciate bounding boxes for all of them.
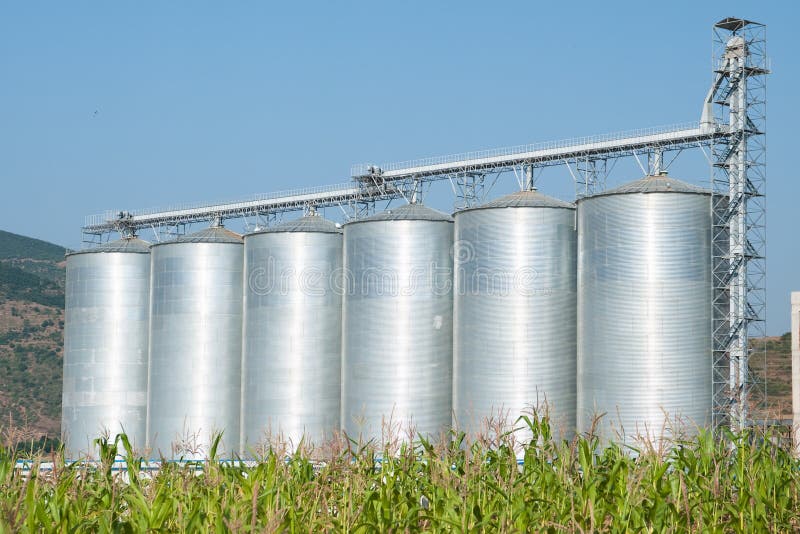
[1,421,799,532]
[754,332,794,417]
[765,333,792,353]
[0,230,66,262]
[0,229,65,440]
[0,264,64,309]
[1,258,66,286]
[12,436,60,455]
[0,337,63,428]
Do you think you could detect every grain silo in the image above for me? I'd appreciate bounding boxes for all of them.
[62,237,151,459]
[241,213,343,452]
[577,173,712,444]
[341,202,453,444]
[453,190,577,441]
[147,224,243,459]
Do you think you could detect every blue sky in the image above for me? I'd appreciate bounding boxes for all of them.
[0,1,797,333]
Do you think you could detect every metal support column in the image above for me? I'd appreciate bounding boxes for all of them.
[452,172,486,210]
[573,157,607,197]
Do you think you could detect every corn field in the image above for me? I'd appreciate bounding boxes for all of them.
[1,416,799,532]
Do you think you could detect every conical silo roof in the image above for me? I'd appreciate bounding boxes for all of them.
[152,226,243,246]
[66,236,151,256]
[249,214,341,235]
[582,173,710,200]
[347,203,453,225]
[459,190,575,213]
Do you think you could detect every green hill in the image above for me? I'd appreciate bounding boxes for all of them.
[0,230,65,444]
[0,229,66,262]
[0,263,64,308]
[756,333,794,420]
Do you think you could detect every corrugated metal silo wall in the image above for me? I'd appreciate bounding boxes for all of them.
[453,206,577,440]
[62,250,150,458]
[341,218,454,443]
[147,240,243,459]
[577,192,712,443]
[241,231,342,452]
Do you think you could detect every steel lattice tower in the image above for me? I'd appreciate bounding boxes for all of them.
[709,19,768,431]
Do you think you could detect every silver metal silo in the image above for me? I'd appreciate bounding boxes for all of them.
[147,226,243,459]
[62,237,151,459]
[577,174,712,444]
[341,203,454,444]
[241,213,342,452]
[453,190,577,441]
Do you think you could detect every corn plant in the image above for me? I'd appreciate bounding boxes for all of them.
[0,417,798,532]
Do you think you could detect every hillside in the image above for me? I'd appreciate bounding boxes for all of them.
[0,230,65,444]
[0,229,67,261]
[0,229,67,287]
[752,333,794,421]
[0,263,64,308]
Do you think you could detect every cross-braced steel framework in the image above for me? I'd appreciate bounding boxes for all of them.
[710,19,769,431]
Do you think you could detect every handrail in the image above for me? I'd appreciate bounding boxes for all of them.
[351,121,703,177]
